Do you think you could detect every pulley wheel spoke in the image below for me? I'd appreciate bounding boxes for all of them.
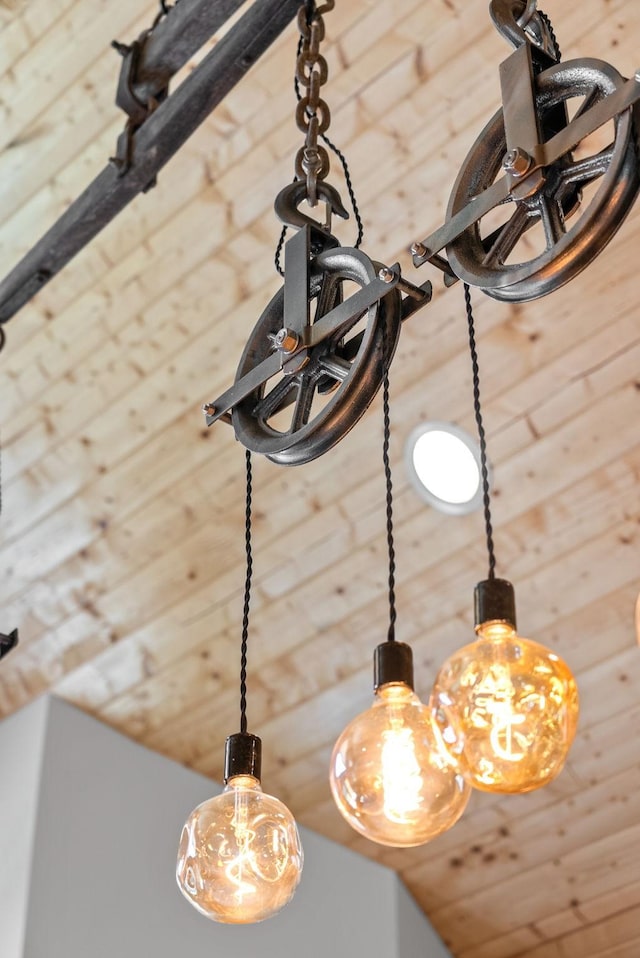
[255,375,297,421]
[560,146,615,186]
[290,379,316,432]
[539,193,566,248]
[482,203,530,267]
[318,353,352,381]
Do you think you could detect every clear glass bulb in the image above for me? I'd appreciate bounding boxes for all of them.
[176,775,303,923]
[432,621,579,794]
[329,683,470,847]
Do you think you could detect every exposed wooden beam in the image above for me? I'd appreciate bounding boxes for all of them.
[0,0,299,324]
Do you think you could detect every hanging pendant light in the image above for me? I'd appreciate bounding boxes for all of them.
[329,336,470,846]
[176,732,303,923]
[432,578,579,794]
[176,452,303,922]
[430,286,579,795]
[330,640,470,846]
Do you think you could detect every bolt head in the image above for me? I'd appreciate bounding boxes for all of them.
[378,267,395,283]
[202,403,216,416]
[502,147,532,177]
[410,242,427,258]
[274,328,299,353]
[635,69,640,83]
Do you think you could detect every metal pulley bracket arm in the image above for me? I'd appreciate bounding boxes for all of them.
[412,69,640,270]
[203,255,401,426]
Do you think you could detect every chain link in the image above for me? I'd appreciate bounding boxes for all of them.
[294,1,335,205]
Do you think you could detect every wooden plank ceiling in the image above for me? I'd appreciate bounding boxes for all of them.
[1,0,640,954]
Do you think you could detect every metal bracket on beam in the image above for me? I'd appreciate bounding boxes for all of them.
[0,0,300,325]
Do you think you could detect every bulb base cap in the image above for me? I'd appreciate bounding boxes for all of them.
[374,641,414,691]
[474,578,517,632]
[224,732,262,783]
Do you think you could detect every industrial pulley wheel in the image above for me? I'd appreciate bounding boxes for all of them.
[446,59,640,301]
[232,248,402,465]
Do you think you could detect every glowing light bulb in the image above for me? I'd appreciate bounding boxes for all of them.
[330,642,470,847]
[432,580,579,794]
[176,735,303,923]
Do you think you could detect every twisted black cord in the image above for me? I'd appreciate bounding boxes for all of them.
[381,336,397,642]
[274,225,287,278]
[240,449,253,734]
[537,10,562,61]
[320,130,364,249]
[464,283,497,580]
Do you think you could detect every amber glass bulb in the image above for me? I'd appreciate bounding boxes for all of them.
[176,775,303,923]
[432,620,579,794]
[330,682,470,847]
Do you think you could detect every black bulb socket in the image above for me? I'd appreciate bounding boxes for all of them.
[373,641,414,691]
[224,732,262,783]
[474,578,517,632]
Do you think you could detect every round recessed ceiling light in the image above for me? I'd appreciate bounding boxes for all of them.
[404,421,485,515]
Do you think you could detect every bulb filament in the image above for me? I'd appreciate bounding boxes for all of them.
[381,724,423,822]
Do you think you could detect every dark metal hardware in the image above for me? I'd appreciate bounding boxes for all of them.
[0,630,19,661]
[0,0,300,326]
[412,3,640,304]
[110,36,169,186]
[274,180,349,243]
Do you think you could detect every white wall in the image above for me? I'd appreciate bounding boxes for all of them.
[0,697,49,958]
[0,697,451,958]
[396,879,452,958]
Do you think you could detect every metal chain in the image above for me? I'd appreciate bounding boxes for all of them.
[239,449,253,734]
[463,284,497,579]
[275,8,364,276]
[381,332,397,642]
[294,1,334,206]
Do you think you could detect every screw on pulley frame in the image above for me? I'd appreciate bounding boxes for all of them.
[378,267,395,283]
[635,69,640,83]
[502,147,533,177]
[410,242,428,258]
[273,327,299,353]
[378,265,429,302]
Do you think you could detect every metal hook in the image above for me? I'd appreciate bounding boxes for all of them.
[274,179,349,233]
[489,0,558,60]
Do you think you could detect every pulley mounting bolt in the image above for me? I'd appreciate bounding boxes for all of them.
[378,267,396,284]
[502,147,532,177]
[410,242,427,258]
[274,328,300,353]
[635,68,640,83]
[203,403,216,416]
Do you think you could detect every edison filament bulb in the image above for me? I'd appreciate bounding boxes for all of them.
[432,579,579,795]
[176,733,303,923]
[330,641,470,847]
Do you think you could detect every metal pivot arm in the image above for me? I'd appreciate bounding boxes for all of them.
[0,0,301,325]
